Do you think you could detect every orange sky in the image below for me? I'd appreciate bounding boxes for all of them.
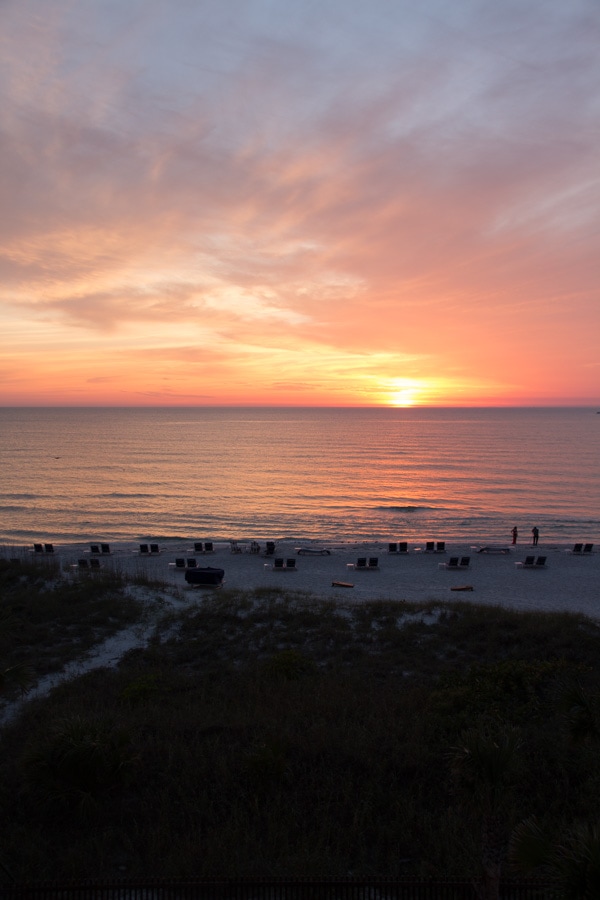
[1,0,599,407]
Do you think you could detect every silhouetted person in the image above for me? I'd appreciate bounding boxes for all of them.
[511,526,518,545]
[532,526,539,546]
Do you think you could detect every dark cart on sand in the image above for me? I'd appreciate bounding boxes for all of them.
[184,567,224,587]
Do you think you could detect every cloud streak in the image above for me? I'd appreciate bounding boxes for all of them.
[1,0,599,404]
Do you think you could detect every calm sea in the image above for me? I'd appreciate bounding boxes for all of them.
[0,407,598,546]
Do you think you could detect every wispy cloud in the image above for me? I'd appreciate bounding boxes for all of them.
[1,0,599,404]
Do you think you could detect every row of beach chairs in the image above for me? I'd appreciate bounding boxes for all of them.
[516,556,547,568]
[388,541,446,553]
[439,556,471,570]
[272,558,296,570]
[76,558,102,570]
[570,543,594,554]
[351,557,379,570]
[191,542,214,554]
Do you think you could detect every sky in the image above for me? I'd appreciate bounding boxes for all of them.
[1,0,599,407]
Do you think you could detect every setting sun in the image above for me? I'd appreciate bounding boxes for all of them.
[387,379,424,407]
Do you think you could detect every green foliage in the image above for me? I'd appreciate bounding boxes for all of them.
[2,571,600,881]
[510,818,600,899]
[259,649,317,681]
[23,714,137,814]
[120,673,162,705]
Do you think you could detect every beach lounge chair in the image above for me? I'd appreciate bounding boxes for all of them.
[44,543,54,553]
[204,542,214,553]
[101,543,110,554]
[440,557,460,569]
[368,557,379,569]
[398,542,408,553]
[459,556,471,568]
[388,542,398,553]
[139,544,149,554]
[33,543,44,553]
[570,543,584,554]
[150,543,160,554]
[425,542,435,552]
[436,541,446,553]
[174,558,185,568]
[286,558,296,570]
[583,544,594,554]
[194,542,204,553]
[517,555,546,568]
[90,558,101,569]
[186,558,197,568]
[77,558,89,569]
[273,558,285,569]
[355,558,367,569]
[516,555,536,568]
[90,544,100,554]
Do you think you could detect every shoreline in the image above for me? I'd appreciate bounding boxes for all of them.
[3,536,598,621]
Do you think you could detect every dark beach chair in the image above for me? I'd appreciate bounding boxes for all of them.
[398,542,408,553]
[436,541,446,553]
[194,542,203,553]
[33,543,44,553]
[273,558,285,569]
[516,555,538,568]
[186,558,197,568]
[388,542,398,553]
[571,543,583,554]
[441,557,460,569]
[101,543,110,554]
[139,544,149,554]
[77,558,89,569]
[355,558,367,569]
[90,544,100,554]
[150,543,159,554]
[534,556,547,568]
[174,558,185,568]
[285,558,296,570]
[368,557,379,569]
[90,558,101,569]
[583,544,594,554]
[459,556,471,568]
[44,543,54,553]
[204,542,214,553]
[425,542,435,552]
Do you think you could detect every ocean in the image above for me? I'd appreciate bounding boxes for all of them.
[0,406,598,546]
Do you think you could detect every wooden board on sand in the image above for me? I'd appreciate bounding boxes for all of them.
[332,580,354,588]
[450,585,474,591]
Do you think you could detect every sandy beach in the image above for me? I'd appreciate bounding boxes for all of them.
[5,537,599,620]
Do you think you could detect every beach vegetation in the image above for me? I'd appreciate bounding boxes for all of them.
[2,566,600,886]
[0,559,144,698]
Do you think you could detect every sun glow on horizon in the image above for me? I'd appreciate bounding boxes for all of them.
[386,378,426,407]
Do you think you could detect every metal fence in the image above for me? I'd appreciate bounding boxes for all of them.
[0,877,557,900]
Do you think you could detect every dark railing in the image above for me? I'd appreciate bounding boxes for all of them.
[0,877,557,900]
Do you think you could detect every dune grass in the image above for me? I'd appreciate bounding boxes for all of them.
[1,567,600,882]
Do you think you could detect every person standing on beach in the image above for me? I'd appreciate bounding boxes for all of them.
[511,526,518,545]
[532,526,539,546]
